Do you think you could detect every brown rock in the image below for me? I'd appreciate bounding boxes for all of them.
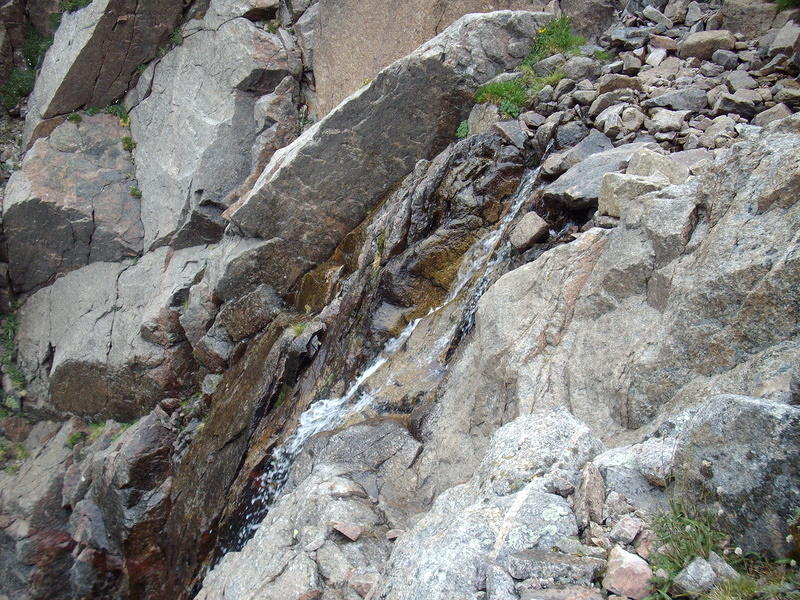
[721,0,777,38]
[597,74,643,94]
[574,462,606,529]
[602,545,653,599]
[313,0,550,116]
[332,521,363,541]
[511,212,549,251]
[679,30,736,60]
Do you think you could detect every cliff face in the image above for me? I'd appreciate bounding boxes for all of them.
[0,0,799,599]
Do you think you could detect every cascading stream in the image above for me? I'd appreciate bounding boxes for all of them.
[224,158,549,555]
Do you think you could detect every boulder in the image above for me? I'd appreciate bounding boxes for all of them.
[769,20,800,58]
[563,56,602,80]
[511,211,550,251]
[602,546,653,599]
[23,0,184,146]
[752,103,792,127]
[312,1,550,116]
[468,103,501,135]
[541,142,653,209]
[4,115,143,293]
[647,108,690,133]
[561,0,624,40]
[202,0,280,28]
[626,148,690,184]
[17,246,207,420]
[130,18,301,251]
[225,11,551,295]
[671,557,717,595]
[642,87,708,111]
[678,30,736,60]
[720,0,777,38]
[598,172,670,218]
[671,394,800,557]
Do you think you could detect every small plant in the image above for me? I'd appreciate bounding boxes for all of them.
[0,315,25,391]
[775,0,800,9]
[594,49,612,62]
[22,26,52,69]
[67,112,82,124]
[169,28,183,46]
[275,383,289,408]
[522,16,585,67]
[0,69,36,109]
[475,79,527,117]
[59,0,92,12]
[86,106,100,116]
[50,12,63,30]
[104,103,129,125]
[456,120,469,139]
[265,19,280,33]
[129,186,142,199]
[136,63,147,74]
[121,136,136,152]
[88,422,105,442]
[66,431,86,448]
[290,322,306,336]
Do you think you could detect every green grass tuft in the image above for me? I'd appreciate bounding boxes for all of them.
[522,16,585,68]
[290,322,306,336]
[67,112,82,124]
[475,79,527,117]
[59,0,92,12]
[0,69,35,110]
[169,28,183,46]
[121,136,136,152]
[456,119,469,139]
[129,186,142,199]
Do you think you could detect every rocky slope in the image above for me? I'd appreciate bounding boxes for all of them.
[0,0,798,599]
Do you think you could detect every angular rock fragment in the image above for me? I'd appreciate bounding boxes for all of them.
[602,545,653,599]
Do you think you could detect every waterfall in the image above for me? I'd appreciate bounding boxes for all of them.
[224,159,548,555]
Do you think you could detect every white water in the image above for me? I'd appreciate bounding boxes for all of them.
[228,161,547,551]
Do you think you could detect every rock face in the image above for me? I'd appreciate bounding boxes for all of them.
[17,247,206,420]
[130,18,301,251]
[23,0,184,145]
[225,10,551,295]
[4,115,143,293]
[313,0,550,116]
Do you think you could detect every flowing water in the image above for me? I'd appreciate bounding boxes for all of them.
[225,160,548,554]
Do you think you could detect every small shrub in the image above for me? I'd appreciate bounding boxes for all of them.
[522,16,585,67]
[66,431,86,448]
[104,103,128,120]
[456,119,469,139]
[50,12,63,30]
[129,186,142,198]
[169,28,183,46]
[0,69,35,110]
[121,136,136,152]
[22,26,52,69]
[59,0,92,12]
[67,112,82,124]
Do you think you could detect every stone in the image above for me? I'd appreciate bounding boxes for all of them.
[598,172,670,218]
[679,30,736,60]
[555,121,589,148]
[720,0,777,38]
[521,586,605,600]
[312,0,551,116]
[505,550,606,584]
[486,565,517,600]
[214,284,284,342]
[130,19,300,251]
[610,26,653,49]
[468,103,501,135]
[773,80,800,107]
[17,246,207,420]
[563,56,602,80]
[708,551,738,581]
[672,557,717,595]
[752,103,792,127]
[712,92,757,119]
[622,53,643,74]
[511,212,549,251]
[574,463,605,530]
[647,108,690,132]
[725,70,757,92]
[596,104,646,138]
[642,87,708,110]
[4,115,143,293]
[643,5,673,27]
[542,142,654,209]
[532,53,568,77]
[671,395,800,557]
[521,111,547,129]
[561,0,622,40]
[494,120,529,149]
[684,1,703,25]
[226,11,550,295]
[649,34,678,50]
[294,2,318,68]
[23,0,184,146]
[626,148,690,184]
[698,115,737,148]
[597,74,644,95]
[769,20,800,58]
[646,47,668,67]
[711,48,738,70]
[332,521,363,541]
[609,515,644,545]
[602,546,653,599]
